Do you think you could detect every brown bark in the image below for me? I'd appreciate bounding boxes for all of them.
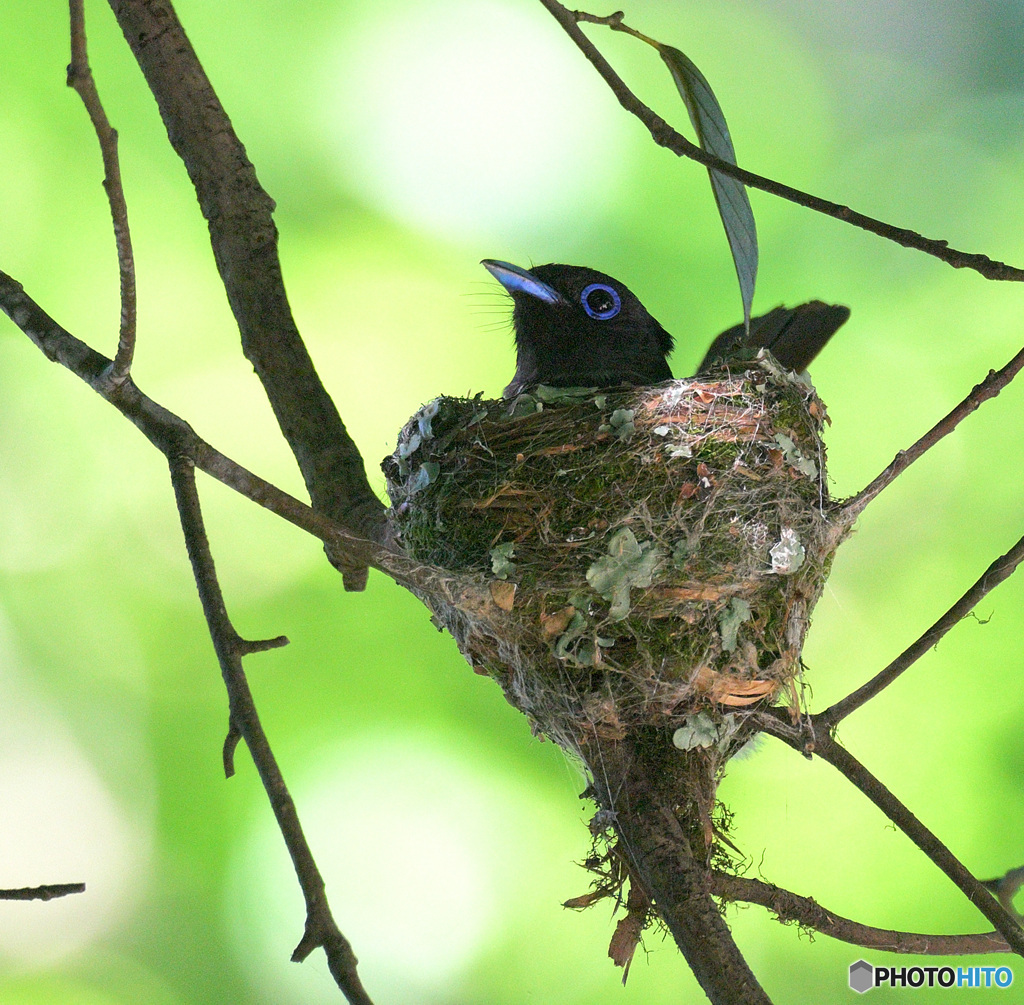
[584,733,771,1005]
[107,0,385,588]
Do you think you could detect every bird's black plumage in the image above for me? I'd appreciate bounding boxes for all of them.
[482,260,673,398]
[482,260,849,397]
[696,301,851,376]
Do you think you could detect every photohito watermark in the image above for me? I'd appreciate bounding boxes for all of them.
[849,961,1014,993]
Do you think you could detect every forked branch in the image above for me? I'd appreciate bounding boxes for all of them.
[712,872,1011,955]
[761,713,1024,956]
[168,455,375,1005]
[0,269,454,598]
[67,0,136,384]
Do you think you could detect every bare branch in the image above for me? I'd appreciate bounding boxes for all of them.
[585,735,773,1004]
[223,719,243,778]
[818,530,1024,726]
[0,883,86,901]
[761,714,1024,956]
[712,872,1010,955]
[106,0,385,589]
[537,1,1024,282]
[168,454,375,1005]
[842,344,1024,520]
[66,0,136,384]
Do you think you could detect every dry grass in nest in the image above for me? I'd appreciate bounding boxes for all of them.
[383,356,850,763]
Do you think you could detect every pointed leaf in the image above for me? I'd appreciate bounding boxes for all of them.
[659,44,757,328]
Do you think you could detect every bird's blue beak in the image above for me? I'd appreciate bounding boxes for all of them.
[481,259,563,305]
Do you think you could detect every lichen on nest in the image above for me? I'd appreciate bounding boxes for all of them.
[383,354,848,761]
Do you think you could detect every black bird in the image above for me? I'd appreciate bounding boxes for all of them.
[482,260,673,398]
[482,260,849,398]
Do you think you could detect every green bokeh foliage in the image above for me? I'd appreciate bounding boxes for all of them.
[2,1,1023,1002]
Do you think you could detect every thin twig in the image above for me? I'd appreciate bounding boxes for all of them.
[818,530,1024,726]
[761,713,1024,956]
[537,1,1024,282]
[841,344,1024,520]
[711,872,1010,955]
[168,454,375,1005]
[0,883,86,901]
[67,0,136,385]
[544,0,1024,526]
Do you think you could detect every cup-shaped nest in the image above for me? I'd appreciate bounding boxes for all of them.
[383,359,848,756]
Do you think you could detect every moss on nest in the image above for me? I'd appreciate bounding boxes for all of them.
[383,356,848,761]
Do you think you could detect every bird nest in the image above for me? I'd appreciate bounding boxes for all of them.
[383,356,848,762]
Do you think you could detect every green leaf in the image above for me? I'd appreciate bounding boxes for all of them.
[586,527,664,621]
[573,640,603,667]
[533,384,598,403]
[671,539,690,570]
[659,44,757,329]
[508,394,541,417]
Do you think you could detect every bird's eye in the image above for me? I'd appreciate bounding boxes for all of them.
[580,283,621,320]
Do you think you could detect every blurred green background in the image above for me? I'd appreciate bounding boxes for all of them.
[2,1,1024,1002]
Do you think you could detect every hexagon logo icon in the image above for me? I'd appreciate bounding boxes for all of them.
[849,959,874,993]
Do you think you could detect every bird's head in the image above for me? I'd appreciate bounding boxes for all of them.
[481,260,674,398]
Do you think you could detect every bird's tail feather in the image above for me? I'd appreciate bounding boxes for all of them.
[696,301,850,375]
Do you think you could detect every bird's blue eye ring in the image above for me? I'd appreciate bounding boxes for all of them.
[581,283,621,320]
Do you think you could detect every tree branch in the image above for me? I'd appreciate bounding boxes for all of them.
[760,714,1024,956]
[168,454,375,1005]
[67,0,136,385]
[585,735,772,1005]
[0,883,86,901]
[537,1,1024,282]
[712,872,1010,955]
[818,530,1024,726]
[106,0,385,589]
